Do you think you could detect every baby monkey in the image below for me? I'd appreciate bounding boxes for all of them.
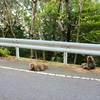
[29,61,48,71]
[81,63,89,70]
[81,56,96,70]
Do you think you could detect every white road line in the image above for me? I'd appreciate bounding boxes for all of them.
[91,78,94,81]
[81,77,87,80]
[85,78,90,80]
[66,75,72,78]
[73,76,80,79]
[95,79,100,81]
[0,65,100,82]
[48,73,55,76]
[56,74,66,77]
[37,72,48,75]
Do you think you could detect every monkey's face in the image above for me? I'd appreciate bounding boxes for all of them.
[30,63,34,69]
[88,57,92,61]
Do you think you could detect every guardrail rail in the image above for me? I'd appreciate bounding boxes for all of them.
[0,38,100,64]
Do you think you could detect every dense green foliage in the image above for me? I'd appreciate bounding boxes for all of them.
[0,48,10,57]
[0,0,100,66]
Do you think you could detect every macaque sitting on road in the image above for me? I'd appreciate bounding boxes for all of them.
[87,56,96,69]
[29,61,48,71]
[81,56,96,70]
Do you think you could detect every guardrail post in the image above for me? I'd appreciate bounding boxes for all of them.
[16,47,19,58]
[64,52,68,64]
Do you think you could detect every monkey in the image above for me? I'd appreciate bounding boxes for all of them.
[29,61,48,71]
[81,56,96,70]
[87,56,96,69]
[81,63,90,70]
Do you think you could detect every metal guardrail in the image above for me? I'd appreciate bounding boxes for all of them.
[0,38,100,64]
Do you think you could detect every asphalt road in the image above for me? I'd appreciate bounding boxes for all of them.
[0,59,100,100]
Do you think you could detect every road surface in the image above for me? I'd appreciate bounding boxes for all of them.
[0,59,100,100]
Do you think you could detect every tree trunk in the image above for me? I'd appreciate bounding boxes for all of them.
[30,0,37,59]
[74,0,83,64]
[4,0,15,38]
[43,51,45,60]
[65,0,71,42]
[57,0,66,41]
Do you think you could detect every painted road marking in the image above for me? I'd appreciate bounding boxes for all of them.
[0,65,100,82]
[73,76,80,79]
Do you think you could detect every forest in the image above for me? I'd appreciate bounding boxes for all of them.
[0,0,100,66]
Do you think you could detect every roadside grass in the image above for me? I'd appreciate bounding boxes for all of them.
[0,56,100,73]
